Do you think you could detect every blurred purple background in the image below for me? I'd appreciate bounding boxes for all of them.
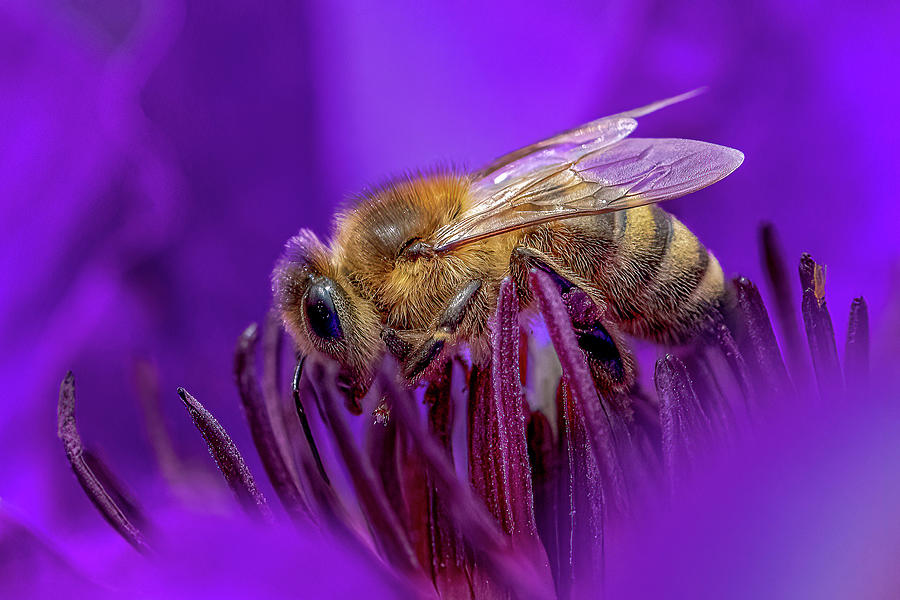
[2,0,899,591]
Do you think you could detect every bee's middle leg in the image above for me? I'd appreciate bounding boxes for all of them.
[400,280,483,381]
[509,245,636,397]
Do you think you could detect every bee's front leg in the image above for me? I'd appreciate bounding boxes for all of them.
[402,280,482,381]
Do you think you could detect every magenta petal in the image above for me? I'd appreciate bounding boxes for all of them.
[178,387,273,522]
[529,268,629,515]
[57,373,152,554]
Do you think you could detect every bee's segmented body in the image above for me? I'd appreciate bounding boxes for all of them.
[515,205,725,345]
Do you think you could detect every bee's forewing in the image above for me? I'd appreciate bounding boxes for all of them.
[434,136,743,251]
[471,115,637,185]
[471,88,706,185]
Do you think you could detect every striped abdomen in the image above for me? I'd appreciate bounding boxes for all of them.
[524,204,725,345]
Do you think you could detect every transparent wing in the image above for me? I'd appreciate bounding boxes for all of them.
[472,88,705,185]
[433,136,743,251]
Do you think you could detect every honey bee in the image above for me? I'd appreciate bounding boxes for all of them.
[273,90,743,403]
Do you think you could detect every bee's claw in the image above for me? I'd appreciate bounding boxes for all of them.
[381,327,413,360]
[400,280,483,382]
[511,246,577,293]
[404,338,445,381]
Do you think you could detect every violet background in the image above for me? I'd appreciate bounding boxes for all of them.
[2,0,899,596]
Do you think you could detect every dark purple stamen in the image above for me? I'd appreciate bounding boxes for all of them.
[234,323,312,523]
[798,254,843,399]
[81,449,150,533]
[133,360,186,487]
[57,372,151,553]
[377,360,555,600]
[845,297,870,392]
[733,276,793,399]
[178,387,273,521]
[292,358,332,485]
[527,410,560,587]
[556,380,605,595]
[654,355,704,491]
[486,277,539,540]
[710,320,753,409]
[305,360,423,580]
[529,268,629,516]
[56,218,877,599]
[424,364,471,597]
[760,224,812,390]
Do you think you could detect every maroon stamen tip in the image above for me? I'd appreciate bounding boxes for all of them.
[57,372,152,554]
[798,252,817,293]
[845,297,870,390]
[234,323,312,523]
[178,386,273,521]
[800,287,844,400]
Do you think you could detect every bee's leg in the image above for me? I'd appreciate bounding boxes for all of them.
[403,280,482,380]
[381,327,413,361]
[510,246,635,398]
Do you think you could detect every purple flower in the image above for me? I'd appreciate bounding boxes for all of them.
[35,225,898,598]
[3,3,900,598]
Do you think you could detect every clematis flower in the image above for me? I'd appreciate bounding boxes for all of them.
[34,224,898,599]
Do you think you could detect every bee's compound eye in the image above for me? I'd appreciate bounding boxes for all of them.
[304,280,344,341]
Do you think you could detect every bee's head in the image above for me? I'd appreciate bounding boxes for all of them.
[272,229,381,411]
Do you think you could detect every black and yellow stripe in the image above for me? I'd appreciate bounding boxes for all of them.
[530,204,724,345]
